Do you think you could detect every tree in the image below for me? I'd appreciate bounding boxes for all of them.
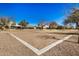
[49,22,58,29]
[64,8,79,43]
[63,19,70,25]
[0,17,15,29]
[57,26,64,29]
[63,19,74,29]
[18,20,29,28]
[0,17,9,26]
[11,21,16,26]
[37,19,46,30]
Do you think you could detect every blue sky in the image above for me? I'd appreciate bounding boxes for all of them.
[0,3,78,25]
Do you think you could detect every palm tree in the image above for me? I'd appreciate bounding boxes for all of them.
[18,20,29,29]
[64,8,79,43]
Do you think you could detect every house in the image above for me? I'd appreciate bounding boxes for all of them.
[11,24,22,29]
[43,25,49,29]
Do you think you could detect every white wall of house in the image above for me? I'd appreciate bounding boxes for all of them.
[43,25,49,29]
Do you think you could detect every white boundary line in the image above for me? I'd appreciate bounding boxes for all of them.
[38,35,72,55]
[9,33,40,55]
[8,32,72,55]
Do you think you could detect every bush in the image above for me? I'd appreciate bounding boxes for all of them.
[76,27,79,30]
[57,26,63,29]
[4,26,9,29]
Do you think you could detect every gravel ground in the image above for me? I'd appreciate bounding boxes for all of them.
[42,35,79,56]
[0,33,37,56]
[0,29,79,56]
[11,30,67,49]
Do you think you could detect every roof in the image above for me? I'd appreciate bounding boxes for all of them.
[12,24,22,27]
